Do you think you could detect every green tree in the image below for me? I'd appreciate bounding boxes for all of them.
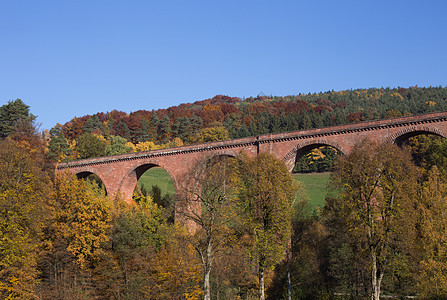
[0,99,35,139]
[105,194,167,298]
[75,132,107,159]
[158,114,171,143]
[48,124,72,162]
[236,152,297,300]
[83,115,104,134]
[330,139,419,300]
[148,112,160,141]
[137,118,152,142]
[105,135,132,156]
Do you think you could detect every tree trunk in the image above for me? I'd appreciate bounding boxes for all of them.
[203,241,212,300]
[259,267,265,300]
[204,268,211,300]
[371,252,383,300]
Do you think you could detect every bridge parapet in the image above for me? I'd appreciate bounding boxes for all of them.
[57,111,447,202]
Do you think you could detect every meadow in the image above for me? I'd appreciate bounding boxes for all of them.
[138,167,330,211]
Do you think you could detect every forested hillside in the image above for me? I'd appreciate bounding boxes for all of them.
[40,86,447,162]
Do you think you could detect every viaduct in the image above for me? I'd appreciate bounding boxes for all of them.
[56,111,447,203]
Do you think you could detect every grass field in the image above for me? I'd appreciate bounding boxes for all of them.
[137,168,331,212]
[293,172,331,212]
[137,167,176,196]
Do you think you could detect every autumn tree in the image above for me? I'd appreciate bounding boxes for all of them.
[177,155,238,300]
[417,167,447,297]
[39,171,112,298]
[235,152,297,300]
[330,139,419,300]
[196,126,230,143]
[0,138,52,298]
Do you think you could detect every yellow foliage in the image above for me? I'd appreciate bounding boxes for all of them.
[391,92,404,100]
[196,127,229,143]
[93,133,108,143]
[169,137,184,148]
[426,100,436,107]
[203,104,221,111]
[125,141,136,152]
[135,141,160,152]
[306,148,325,164]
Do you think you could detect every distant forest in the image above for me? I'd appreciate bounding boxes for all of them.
[41,86,447,163]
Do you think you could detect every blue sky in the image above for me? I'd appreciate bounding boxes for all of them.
[1,1,446,130]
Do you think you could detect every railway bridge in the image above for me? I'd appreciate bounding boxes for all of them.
[56,111,447,203]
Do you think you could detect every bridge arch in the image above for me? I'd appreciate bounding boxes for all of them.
[117,160,177,204]
[75,170,109,195]
[283,139,345,172]
[388,126,446,146]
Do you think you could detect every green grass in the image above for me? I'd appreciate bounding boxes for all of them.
[137,167,176,196]
[137,168,331,213]
[293,172,331,212]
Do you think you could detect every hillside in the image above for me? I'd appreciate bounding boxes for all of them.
[46,86,447,162]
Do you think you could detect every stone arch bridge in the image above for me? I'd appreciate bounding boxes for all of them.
[56,111,447,203]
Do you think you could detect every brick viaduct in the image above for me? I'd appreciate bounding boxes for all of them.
[56,111,447,203]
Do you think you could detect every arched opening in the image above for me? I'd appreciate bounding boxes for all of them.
[292,144,342,212]
[76,171,107,195]
[293,144,341,174]
[132,164,176,222]
[394,130,443,147]
[399,132,447,172]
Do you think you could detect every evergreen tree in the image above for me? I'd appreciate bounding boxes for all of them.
[173,117,191,142]
[148,112,159,141]
[48,124,72,162]
[158,114,171,143]
[137,118,152,142]
[0,99,36,139]
[82,115,103,134]
[115,121,131,141]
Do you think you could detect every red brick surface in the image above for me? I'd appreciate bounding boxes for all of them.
[57,111,447,203]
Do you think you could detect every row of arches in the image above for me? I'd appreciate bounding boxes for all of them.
[75,130,445,200]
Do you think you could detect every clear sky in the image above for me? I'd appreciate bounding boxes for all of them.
[1,0,446,130]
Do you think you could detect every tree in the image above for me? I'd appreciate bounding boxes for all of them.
[158,114,171,144]
[235,152,297,300]
[137,118,152,142]
[48,124,72,162]
[148,112,159,141]
[104,194,167,298]
[330,139,419,300]
[115,121,131,141]
[196,126,229,143]
[417,167,447,297]
[177,155,238,300]
[75,133,107,159]
[0,99,35,139]
[83,115,104,134]
[0,138,52,298]
[39,171,112,298]
[105,135,132,156]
